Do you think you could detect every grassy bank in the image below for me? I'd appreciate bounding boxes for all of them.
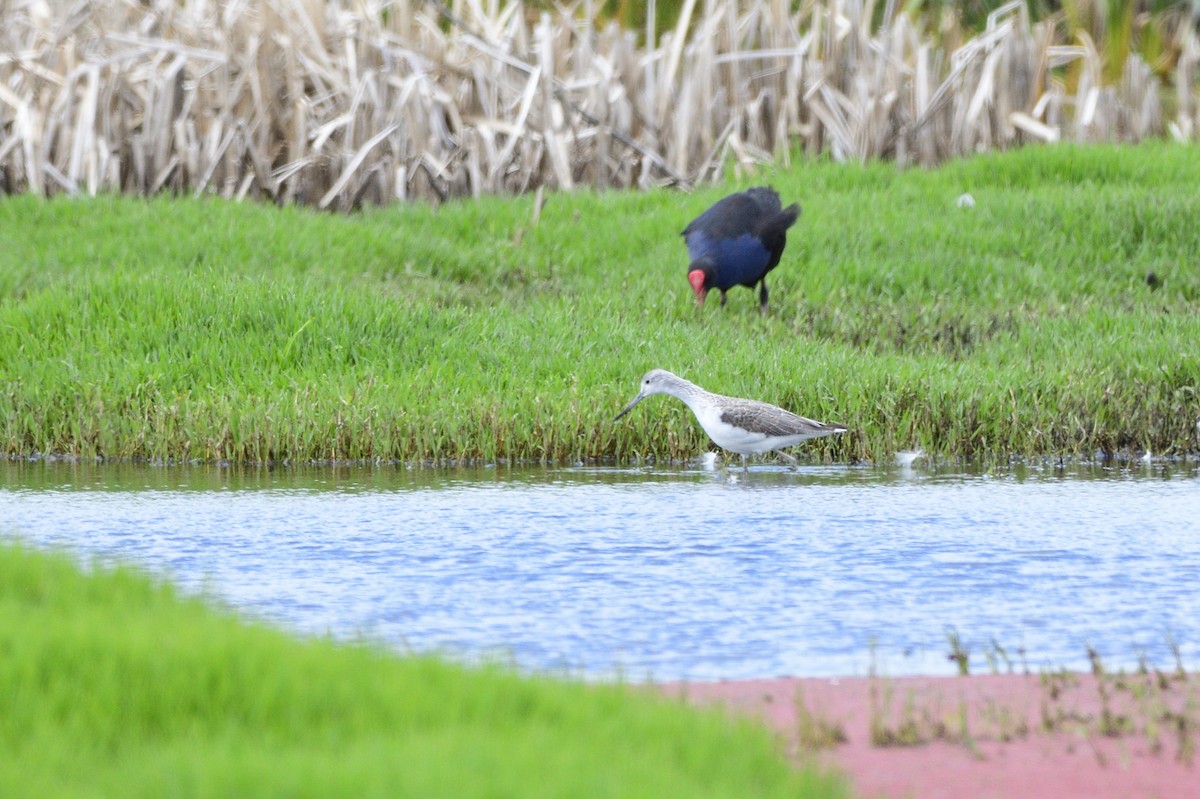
[2,142,1199,464]
[0,543,847,798]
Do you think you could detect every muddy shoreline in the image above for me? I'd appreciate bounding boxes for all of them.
[665,671,1198,799]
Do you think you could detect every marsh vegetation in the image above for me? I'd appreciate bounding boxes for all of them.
[1,0,1198,206]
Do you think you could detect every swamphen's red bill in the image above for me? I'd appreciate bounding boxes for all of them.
[687,268,708,305]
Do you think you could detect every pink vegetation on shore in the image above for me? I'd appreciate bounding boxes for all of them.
[665,671,1197,799]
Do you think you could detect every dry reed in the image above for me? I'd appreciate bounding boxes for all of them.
[0,0,1196,207]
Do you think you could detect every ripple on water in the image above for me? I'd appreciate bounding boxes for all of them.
[1,462,1198,680]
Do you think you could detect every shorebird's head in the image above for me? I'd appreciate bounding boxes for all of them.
[614,369,680,421]
[687,261,714,306]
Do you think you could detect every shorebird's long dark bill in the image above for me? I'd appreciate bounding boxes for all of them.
[613,393,646,422]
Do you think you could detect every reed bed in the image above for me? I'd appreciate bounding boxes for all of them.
[1,0,1197,207]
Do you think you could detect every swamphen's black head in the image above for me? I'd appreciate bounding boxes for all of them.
[682,186,800,314]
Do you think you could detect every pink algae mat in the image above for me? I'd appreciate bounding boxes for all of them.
[665,673,1198,799]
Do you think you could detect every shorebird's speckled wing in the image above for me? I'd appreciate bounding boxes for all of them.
[718,400,840,440]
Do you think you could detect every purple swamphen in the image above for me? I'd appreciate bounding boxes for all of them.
[682,186,801,314]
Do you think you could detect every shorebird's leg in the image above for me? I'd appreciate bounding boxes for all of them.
[777,449,798,470]
[758,279,769,315]
[740,453,750,472]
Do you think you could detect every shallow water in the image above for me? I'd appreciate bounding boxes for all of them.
[2,460,1198,681]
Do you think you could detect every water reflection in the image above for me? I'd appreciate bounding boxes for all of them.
[1,460,1197,681]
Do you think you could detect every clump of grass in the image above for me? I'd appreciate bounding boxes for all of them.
[1172,701,1197,765]
[946,626,971,675]
[866,642,961,748]
[1,144,1199,465]
[979,696,1030,742]
[982,637,1018,674]
[0,542,848,799]
[795,688,849,749]
[867,675,963,748]
[1086,647,1135,737]
[859,637,1198,758]
[1033,644,1198,762]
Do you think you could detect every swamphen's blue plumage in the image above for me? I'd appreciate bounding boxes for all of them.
[682,187,801,314]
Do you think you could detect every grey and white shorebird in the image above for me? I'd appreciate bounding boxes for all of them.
[614,369,847,469]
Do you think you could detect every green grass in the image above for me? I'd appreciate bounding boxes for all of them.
[0,542,848,798]
[1,142,1198,464]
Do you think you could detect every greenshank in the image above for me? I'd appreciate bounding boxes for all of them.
[614,369,846,468]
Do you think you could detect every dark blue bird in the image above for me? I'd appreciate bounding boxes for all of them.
[682,187,801,315]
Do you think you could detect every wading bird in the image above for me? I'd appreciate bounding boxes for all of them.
[682,187,800,314]
[614,369,845,469]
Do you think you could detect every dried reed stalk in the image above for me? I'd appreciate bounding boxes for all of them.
[0,0,1196,206]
